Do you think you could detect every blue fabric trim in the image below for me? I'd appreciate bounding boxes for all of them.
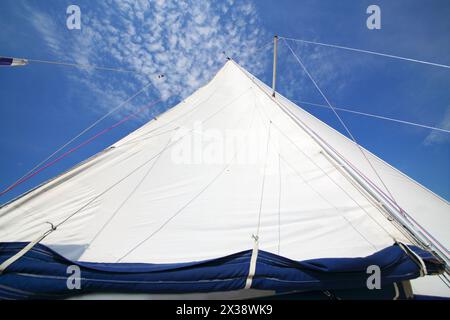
[0,58,14,66]
[0,242,443,300]
[251,246,442,292]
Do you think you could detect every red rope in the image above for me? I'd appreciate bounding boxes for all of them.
[0,99,162,197]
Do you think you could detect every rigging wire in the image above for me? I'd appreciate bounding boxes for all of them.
[0,55,147,74]
[283,39,401,212]
[281,44,450,260]
[272,118,400,241]
[0,88,254,269]
[278,153,378,250]
[253,89,395,245]
[1,39,272,199]
[0,80,156,198]
[55,89,252,233]
[0,98,163,197]
[291,100,450,134]
[256,121,271,237]
[279,37,450,69]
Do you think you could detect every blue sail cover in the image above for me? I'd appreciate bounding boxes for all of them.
[0,242,443,300]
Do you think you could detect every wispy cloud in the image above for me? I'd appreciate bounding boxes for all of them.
[276,38,374,105]
[22,0,270,118]
[423,106,450,146]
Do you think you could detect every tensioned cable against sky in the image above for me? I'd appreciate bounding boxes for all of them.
[0,79,158,199]
[0,55,146,74]
[283,39,400,204]
[280,36,450,69]
[292,100,450,134]
[1,55,448,300]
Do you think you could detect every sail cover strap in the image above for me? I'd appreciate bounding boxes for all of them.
[0,242,444,299]
[396,241,428,276]
[0,226,55,274]
[245,235,259,289]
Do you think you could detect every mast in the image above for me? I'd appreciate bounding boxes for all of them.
[272,35,278,97]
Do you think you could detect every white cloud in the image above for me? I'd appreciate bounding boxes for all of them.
[423,107,450,146]
[276,38,370,104]
[23,0,270,119]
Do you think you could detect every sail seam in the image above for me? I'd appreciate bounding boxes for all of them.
[283,39,400,212]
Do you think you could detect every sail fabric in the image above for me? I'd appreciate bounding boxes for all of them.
[241,66,450,258]
[0,60,448,298]
[0,61,412,262]
[0,242,441,299]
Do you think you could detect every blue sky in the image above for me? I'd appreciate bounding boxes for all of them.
[0,0,449,205]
